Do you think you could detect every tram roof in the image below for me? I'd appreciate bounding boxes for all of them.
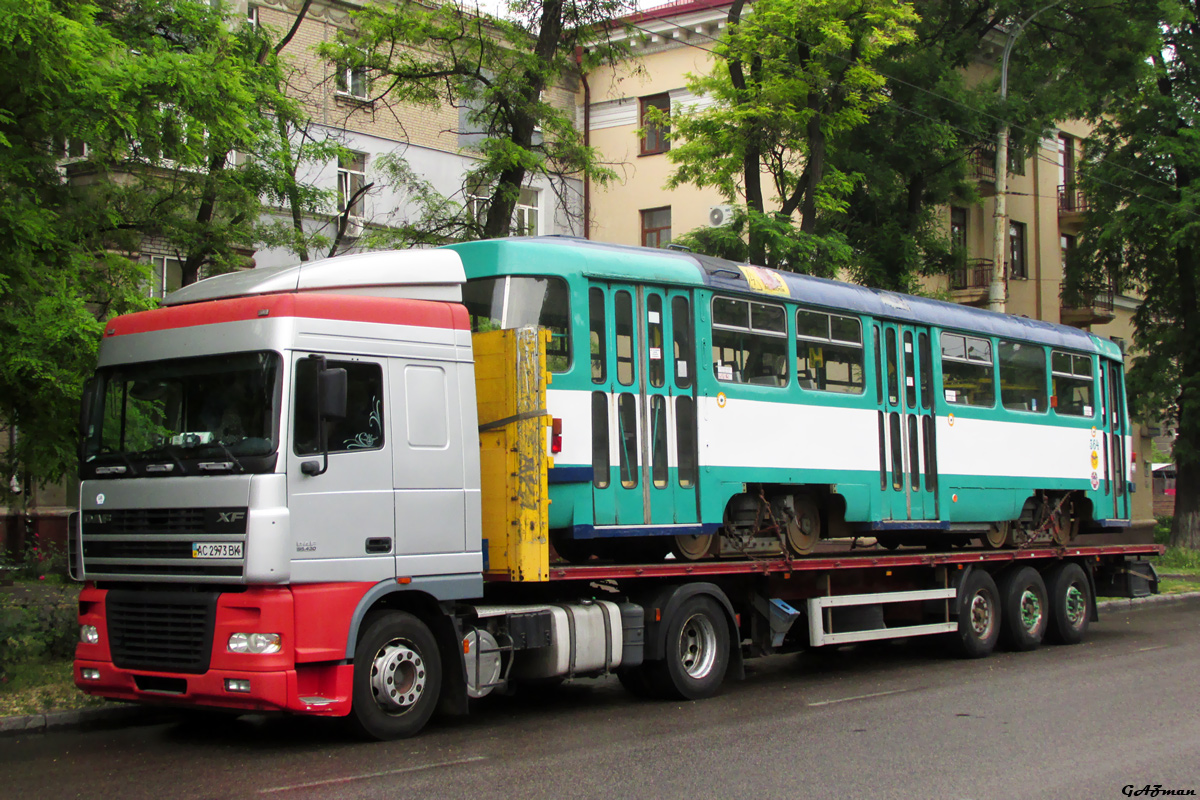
[444,237,1119,358]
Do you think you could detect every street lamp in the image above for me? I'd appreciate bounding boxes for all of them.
[988,0,1067,313]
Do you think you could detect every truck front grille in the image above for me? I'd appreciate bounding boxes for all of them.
[106,589,218,674]
[80,507,247,582]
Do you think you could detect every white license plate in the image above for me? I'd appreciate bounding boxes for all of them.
[192,542,244,559]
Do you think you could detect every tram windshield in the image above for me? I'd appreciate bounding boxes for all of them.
[463,276,572,372]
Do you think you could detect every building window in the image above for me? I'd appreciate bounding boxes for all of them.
[337,151,367,222]
[246,3,259,26]
[1009,220,1027,279]
[146,255,182,300]
[639,93,670,155]
[641,206,671,248]
[514,187,539,236]
[950,207,968,253]
[1061,233,1076,269]
[336,64,369,100]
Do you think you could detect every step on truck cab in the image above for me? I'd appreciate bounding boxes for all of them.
[72,240,1160,740]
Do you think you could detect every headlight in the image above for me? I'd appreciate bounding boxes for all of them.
[80,625,99,645]
[227,632,282,654]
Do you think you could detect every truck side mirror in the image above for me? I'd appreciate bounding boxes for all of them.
[319,368,347,421]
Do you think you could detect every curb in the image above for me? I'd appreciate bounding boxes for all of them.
[4,591,1198,737]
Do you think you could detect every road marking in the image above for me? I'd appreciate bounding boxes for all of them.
[808,689,910,707]
[259,756,488,793]
[1137,645,1168,652]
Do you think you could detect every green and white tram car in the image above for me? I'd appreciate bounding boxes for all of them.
[448,237,1132,561]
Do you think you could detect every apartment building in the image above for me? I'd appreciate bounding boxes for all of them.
[577,0,1155,528]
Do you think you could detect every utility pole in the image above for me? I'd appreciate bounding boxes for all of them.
[989,0,1067,313]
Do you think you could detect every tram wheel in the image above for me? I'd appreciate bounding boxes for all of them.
[985,522,1014,549]
[672,532,716,561]
[785,494,821,556]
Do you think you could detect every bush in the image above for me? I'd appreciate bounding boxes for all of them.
[1154,516,1173,545]
[1156,547,1200,571]
[0,590,78,677]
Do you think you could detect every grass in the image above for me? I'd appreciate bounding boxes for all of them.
[1152,547,1200,575]
[0,659,107,717]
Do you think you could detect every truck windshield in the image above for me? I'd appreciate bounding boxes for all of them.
[462,276,571,372]
[82,351,281,475]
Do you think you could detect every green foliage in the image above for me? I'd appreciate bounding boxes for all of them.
[1064,0,1200,548]
[1154,546,1200,572]
[1155,516,1173,546]
[0,589,77,677]
[323,0,628,241]
[663,0,917,270]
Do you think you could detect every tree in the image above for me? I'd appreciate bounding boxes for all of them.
[662,0,918,272]
[321,0,629,241]
[1065,0,1200,548]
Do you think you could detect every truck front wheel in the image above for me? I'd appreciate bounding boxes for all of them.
[350,611,442,740]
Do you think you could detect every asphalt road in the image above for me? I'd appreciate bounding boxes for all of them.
[2,602,1198,800]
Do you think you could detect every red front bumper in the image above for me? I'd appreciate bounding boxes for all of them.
[74,583,369,717]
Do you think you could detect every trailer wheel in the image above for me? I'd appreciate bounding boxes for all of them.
[998,567,1048,651]
[648,595,730,700]
[951,570,1001,659]
[1045,562,1091,645]
[349,611,441,740]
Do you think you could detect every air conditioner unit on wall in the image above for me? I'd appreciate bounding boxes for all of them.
[708,205,735,228]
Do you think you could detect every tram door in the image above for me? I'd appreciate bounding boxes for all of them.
[590,283,699,528]
[878,322,939,521]
[1099,358,1130,519]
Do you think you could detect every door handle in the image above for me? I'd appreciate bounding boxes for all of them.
[365,537,392,554]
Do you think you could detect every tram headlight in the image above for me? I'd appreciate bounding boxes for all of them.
[227,632,282,654]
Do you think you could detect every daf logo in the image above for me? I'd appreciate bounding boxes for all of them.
[96,493,105,505]
[82,513,112,524]
[218,511,246,524]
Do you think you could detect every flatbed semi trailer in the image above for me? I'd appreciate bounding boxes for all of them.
[71,244,1160,740]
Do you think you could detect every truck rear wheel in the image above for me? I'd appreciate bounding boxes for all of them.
[951,570,1001,659]
[998,566,1048,651]
[350,611,442,740]
[1045,562,1091,645]
[648,595,730,700]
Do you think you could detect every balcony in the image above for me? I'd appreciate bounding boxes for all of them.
[949,258,996,305]
[971,147,996,190]
[1058,184,1088,231]
[1060,284,1115,327]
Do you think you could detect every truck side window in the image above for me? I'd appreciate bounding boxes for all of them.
[294,359,384,456]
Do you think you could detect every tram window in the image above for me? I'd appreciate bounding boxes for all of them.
[1051,351,1095,417]
[589,288,606,384]
[617,393,638,488]
[672,296,694,390]
[591,392,609,488]
[462,276,572,372]
[908,415,920,491]
[795,309,864,394]
[873,325,883,404]
[647,294,665,388]
[650,395,668,488]
[615,291,635,386]
[904,331,916,408]
[676,396,697,488]
[940,333,994,407]
[999,340,1048,413]
[711,297,788,386]
[886,328,899,404]
[918,332,932,410]
[889,412,903,490]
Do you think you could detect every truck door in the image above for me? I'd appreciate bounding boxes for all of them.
[878,323,938,521]
[591,283,699,530]
[287,354,395,579]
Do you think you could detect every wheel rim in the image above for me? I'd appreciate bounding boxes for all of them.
[1064,584,1086,628]
[787,497,820,555]
[369,639,426,715]
[674,533,714,561]
[677,613,718,679]
[969,591,995,639]
[1019,588,1043,633]
[985,524,1009,549]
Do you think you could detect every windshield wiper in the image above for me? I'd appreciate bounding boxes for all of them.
[91,445,137,474]
[202,439,246,473]
[143,444,188,474]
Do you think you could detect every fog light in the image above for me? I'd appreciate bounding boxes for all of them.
[225,678,252,693]
[80,625,99,645]
[81,668,101,681]
[227,632,282,654]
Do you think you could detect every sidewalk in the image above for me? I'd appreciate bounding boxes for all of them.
[3,590,1197,738]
